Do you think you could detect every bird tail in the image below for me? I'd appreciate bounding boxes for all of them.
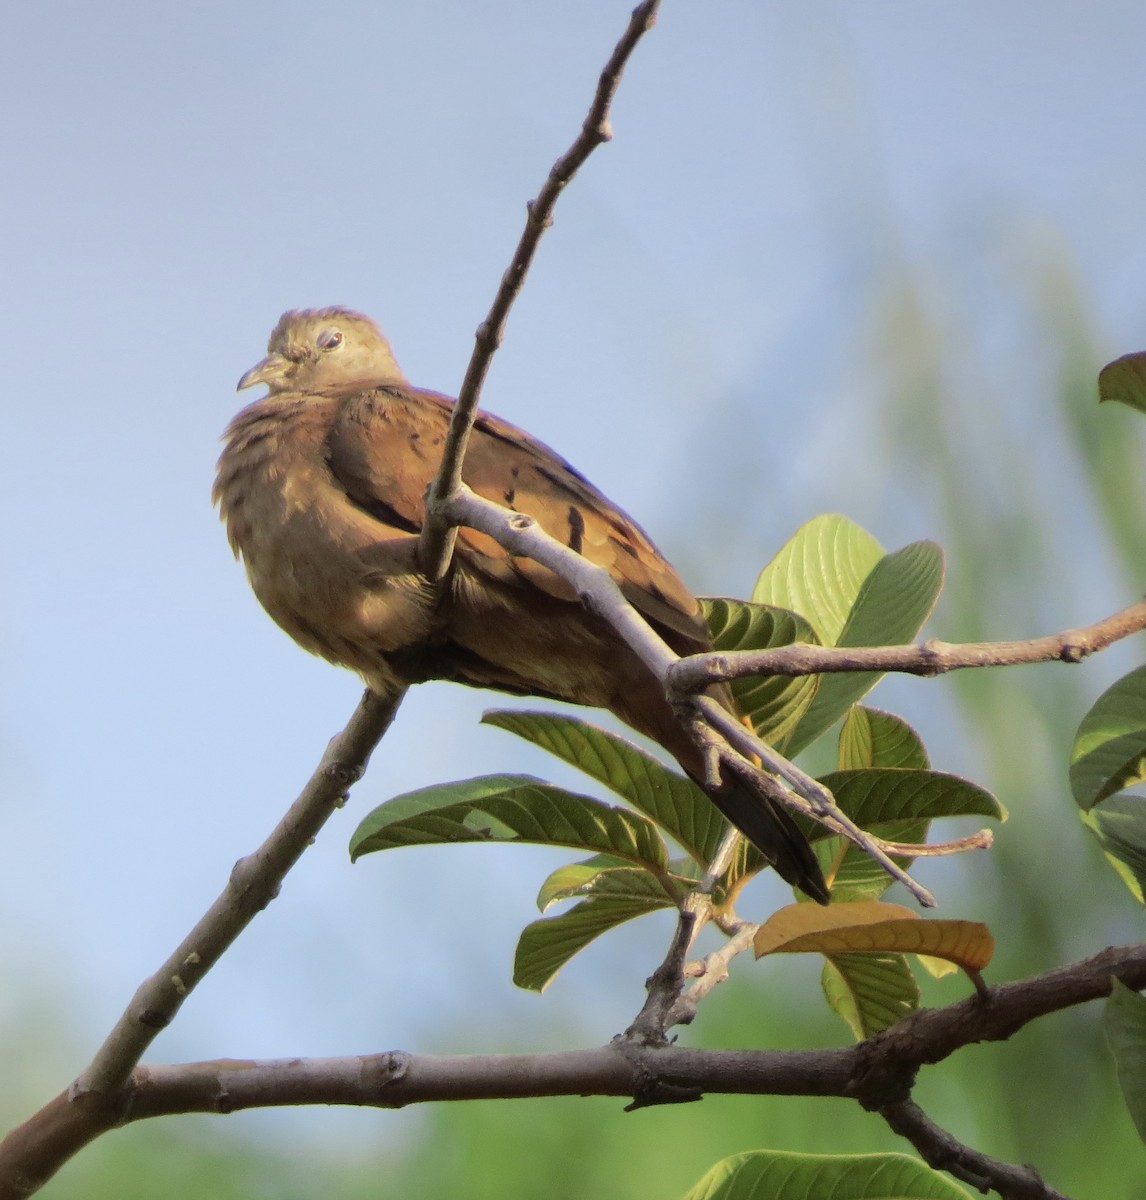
[612,686,831,905]
[699,766,831,904]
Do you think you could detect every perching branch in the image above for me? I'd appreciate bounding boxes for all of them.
[419,0,662,582]
[441,484,940,905]
[670,598,1146,691]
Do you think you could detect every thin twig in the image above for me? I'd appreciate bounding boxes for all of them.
[670,599,1146,690]
[874,829,994,858]
[626,808,753,1043]
[688,704,937,906]
[667,918,759,1028]
[418,0,662,582]
[442,486,938,903]
[624,891,711,1044]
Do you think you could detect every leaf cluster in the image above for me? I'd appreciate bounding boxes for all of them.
[351,515,1001,1035]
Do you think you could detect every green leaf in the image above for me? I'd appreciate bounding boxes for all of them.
[481,710,723,864]
[752,514,884,644]
[680,1149,973,1200]
[813,766,999,901]
[514,891,673,991]
[820,821,930,903]
[833,713,931,896]
[822,952,920,1040]
[535,855,680,910]
[1098,351,1146,416]
[1070,666,1146,810]
[1086,796,1146,903]
[701,598,821,751]
[839,707,930,771]
[787,540,945,755]
[813,769,1004,831]
[349,773,669,871]
[1105,979,1146,1144]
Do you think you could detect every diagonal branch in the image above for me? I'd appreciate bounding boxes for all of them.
[418,0,663,582]
[670,599,1146,690]
[441,484,937,905]
[76,688,402,1099]
[0,688,405,1200]
[878,1098,1070,1200]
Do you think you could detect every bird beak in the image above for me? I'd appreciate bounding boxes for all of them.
[237,353,291,392]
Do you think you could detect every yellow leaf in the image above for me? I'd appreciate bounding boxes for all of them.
[753,900,994,975]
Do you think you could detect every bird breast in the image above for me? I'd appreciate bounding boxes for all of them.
[214,394,438,689]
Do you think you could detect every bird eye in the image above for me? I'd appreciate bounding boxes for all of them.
[317,328,344,351]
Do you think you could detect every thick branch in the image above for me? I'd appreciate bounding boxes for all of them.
[671,599,1146,690]
[0,689,403,1200]
[4,937,1140,1199]
[5,940,1143,1199]
[418,0,662,581]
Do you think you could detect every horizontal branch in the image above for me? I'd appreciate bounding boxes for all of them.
[671,599,1146,689]
[5,939,1141,1200]
[129,1043,849,1117]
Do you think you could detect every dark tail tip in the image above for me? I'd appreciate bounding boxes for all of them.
[705,777,831,905]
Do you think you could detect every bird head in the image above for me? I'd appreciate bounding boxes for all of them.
[237,307,408,395]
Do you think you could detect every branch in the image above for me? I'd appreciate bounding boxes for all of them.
[0,688,403,1199]
[666,917,759,1029]
[442,485,937,905]
[879,1098,1069,1200]
[624,828,749,1044]
[670,599,1146,690]
[6,940,1144,1198]
[418,0,662,582]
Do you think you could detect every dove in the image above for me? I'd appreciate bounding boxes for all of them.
[215,308,829,902]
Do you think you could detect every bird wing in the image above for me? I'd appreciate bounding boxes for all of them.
[325,385,709,648]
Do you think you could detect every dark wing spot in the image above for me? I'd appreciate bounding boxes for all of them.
[504,487,516,506]
[609,534,640,560]
[567,505,585,554]
[475,416,593,485]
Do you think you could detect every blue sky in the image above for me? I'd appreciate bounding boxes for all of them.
[4,0,1146,1150]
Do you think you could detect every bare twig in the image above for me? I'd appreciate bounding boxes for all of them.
[418,0,662,582]
[687,701,937,905]
[624,891,712,1044]
[442,486,938,903]
[667,918,759,1028]
[670,599,1146,691]
[0,690,403,1200]
[873,829,994,858]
